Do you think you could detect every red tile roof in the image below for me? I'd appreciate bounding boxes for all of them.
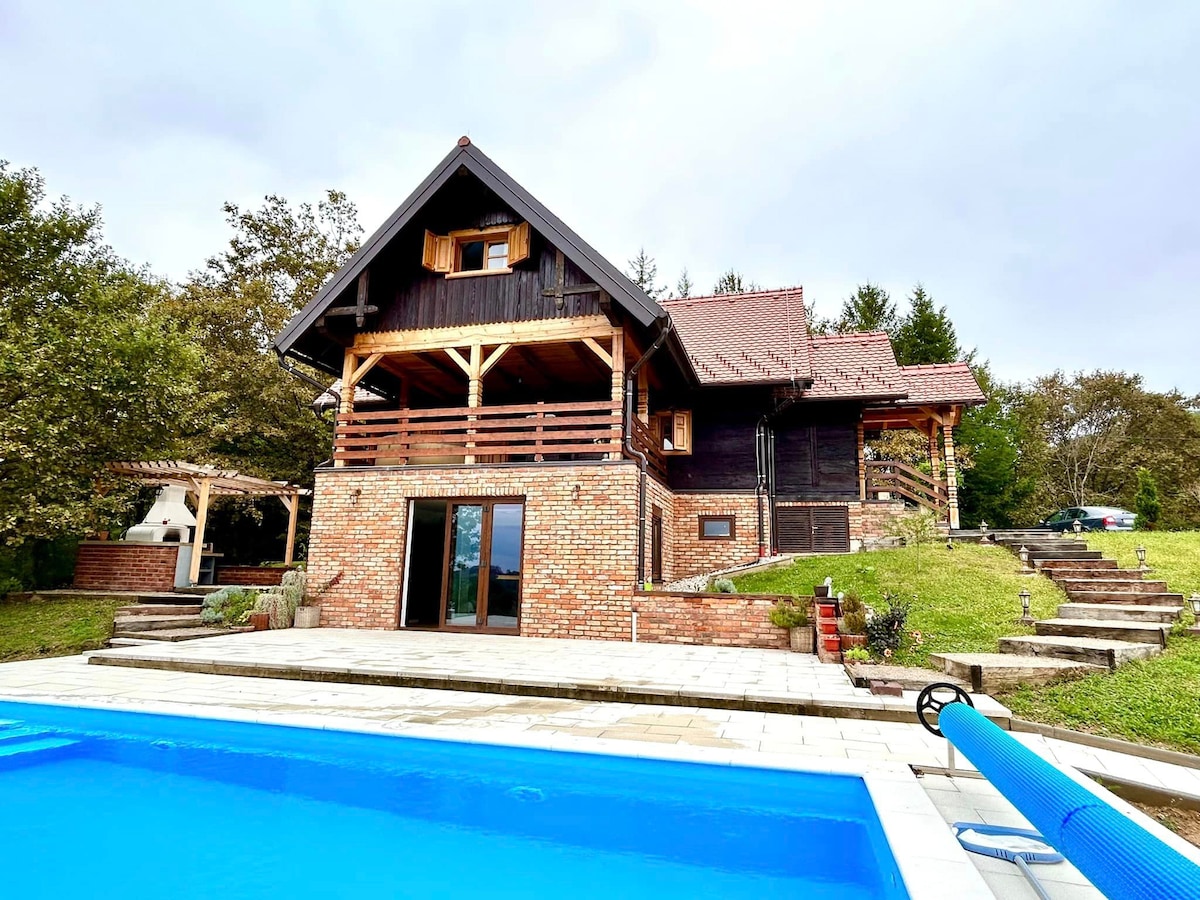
[664,287,811,386]
[804,332,908,400]
[896,363,986,405]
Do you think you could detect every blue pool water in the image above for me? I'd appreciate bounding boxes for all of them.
[0,701,909,899]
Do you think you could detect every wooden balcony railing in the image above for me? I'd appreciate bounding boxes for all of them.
[627,414,668,481]
[865,459,948,517]
[334,400,625,466]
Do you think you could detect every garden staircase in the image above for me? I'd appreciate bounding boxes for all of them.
[930,530,1183,694]
[109,592,247,646]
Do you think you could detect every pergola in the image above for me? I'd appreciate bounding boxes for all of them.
[107,461,309,584]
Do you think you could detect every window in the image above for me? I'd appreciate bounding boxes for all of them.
[652,410,692,455]
[422,222,530,276]
[699,515,735,540]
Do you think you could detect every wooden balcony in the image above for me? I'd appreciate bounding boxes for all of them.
[334,399,667,470]
[864,459,948,517]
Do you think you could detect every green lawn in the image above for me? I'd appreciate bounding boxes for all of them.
[0,594,122,662]
[733,543,1063,667]
[1085,532,1200,610]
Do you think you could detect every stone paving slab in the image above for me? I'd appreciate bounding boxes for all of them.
[85,628,1011,725]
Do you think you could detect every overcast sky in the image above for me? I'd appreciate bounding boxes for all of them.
[2,1,1197,392]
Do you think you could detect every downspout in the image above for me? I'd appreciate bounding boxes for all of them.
[624,317,673,590]
[275,349,340,419]
[765,396,796,556]
[755,417,769,557]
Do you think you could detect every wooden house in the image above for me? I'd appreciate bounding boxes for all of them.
[273,138,984,645]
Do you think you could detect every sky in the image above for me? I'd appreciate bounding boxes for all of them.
[2,1,1198,392]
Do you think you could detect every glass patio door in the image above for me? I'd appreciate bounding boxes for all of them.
[442,501,523,631]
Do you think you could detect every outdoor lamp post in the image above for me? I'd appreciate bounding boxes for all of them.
[979,520,988,534]
[1018,545,1030,569]
[1072,519,1083,535]
[1135,546,1147,569]
[1190,593,1200,618]
[1018,589,1033,625]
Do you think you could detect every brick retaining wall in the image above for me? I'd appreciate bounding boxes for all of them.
[632,590,804,650]
[72,541,179,592]
[217,565,290,586]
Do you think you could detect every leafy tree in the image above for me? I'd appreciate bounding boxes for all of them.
[0,163,202,551]
[625,247,665,300]
[672,268,693,299]
[893,284,960,364]
[712,269,760,295]
[835,282,898,334]
[805,300,833,335]
[956,365,1032,527]
[1134,467,1161,530]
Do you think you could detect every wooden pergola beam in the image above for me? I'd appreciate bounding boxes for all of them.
[352,315,617,355]
[188,477,212,586]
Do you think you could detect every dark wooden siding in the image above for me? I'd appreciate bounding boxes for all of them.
[665,389,771,492]
[773,404,860,500]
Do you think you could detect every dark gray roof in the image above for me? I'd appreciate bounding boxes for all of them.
[274,138,666,356]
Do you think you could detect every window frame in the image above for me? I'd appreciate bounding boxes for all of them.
[445,226,513,278]
[652,410,693,455]
[698,515,736,541]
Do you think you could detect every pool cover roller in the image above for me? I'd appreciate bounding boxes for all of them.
[939,702,1200,900]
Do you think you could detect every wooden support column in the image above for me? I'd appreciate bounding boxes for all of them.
[279,493,299,566]
[857,421,866,500]
[334,349,357,468]
[928,422,942,481]
[188,477,212,585]
[943,423,960,529]
[636,369,649,425]
[610,329,625,459]
[465,343,482,464]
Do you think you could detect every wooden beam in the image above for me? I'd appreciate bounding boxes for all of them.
[610,328,625,459]
[348,353,383,388]
[857,421,866,500]
[353,315,617,355]
[541,283,602,297]
[581,336,613,369]
[636,368,649,425]
[466,344,483,464]
[928,422,942,481]
[279,493,299,566]
[443,346,472,376]
[480,343,511,377]
[335,349,356,467]
[188,478,212,585]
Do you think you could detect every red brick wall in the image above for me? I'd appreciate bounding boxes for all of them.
[632,590,804,650]
[218,565,290,586]
[73,542,179,592]
[644,476,676,585]
[861,500,908,542]
[670,493,767,578]
[307,463,643,637]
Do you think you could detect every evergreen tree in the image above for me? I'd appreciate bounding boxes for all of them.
[713,269,759,295]
[673,268,693,299]
[805,300,833,335]
[835,282,898,334]
[1134,467,1161,530]
[893,284,960,364]
[625,247,664,300]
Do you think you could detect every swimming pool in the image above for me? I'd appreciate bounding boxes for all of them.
[0,700,910,899]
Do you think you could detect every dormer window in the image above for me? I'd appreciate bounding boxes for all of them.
[423,223,530,277]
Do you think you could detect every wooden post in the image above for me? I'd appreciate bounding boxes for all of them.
[188,478,212,585]
[334,349,357,468]
[943,423,960,529]
[465,343,482,464]
[280,493,299,565]
[610,328,625,460]
[857,421,866,500]
[637,368,649,425]
[928,422,942,481]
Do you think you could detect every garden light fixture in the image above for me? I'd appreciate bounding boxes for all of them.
[1190,593,1200,617]
[1072,519,1082,535]
[1018,545,1029,568]
[979,520,988,534]
[1018,589,1033,625]
[1135,546,1147,568]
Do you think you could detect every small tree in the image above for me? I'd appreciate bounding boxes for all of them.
[673,268,693,299]
[893,284,960,364]
[1134,467,1161,530]
[625,248,665,300]
[712,269,759,295]
[835,282,897,334]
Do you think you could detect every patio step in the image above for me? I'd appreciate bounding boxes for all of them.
[1035,558,1118,571]
[1041,566,1143,580]
[107,637,162,648]
[133,592,208,605]
[1027,550,1103,561]
[1053,578,1169,593]
[1056,603,1181,624]
[1034,618,1170,646]
[112,614,203,632]
[1063,590,1184,607]
[116,604,202,617]
[930,653,1101,693]
[111,626,243,642]
[997,635,1161,669]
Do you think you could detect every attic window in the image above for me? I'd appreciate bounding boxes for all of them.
[423,223,530,277]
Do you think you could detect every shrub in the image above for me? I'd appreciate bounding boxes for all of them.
[1135,468,1160,530]
[200,587,259,626]
[768,601,809,629]
[865,594,910,656]
[842,610,867,635]
[841,592,865,615]
[843,646,871,663]
[712,578,736,594]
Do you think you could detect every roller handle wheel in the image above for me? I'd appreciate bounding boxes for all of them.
[916,682,974,737]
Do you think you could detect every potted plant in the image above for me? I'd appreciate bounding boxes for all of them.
[769,601,813,653]
[840,592,868,650]
[843,646,872,664]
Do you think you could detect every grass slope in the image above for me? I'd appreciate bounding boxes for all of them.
[733,543,1063,667]
[0,595,122,662]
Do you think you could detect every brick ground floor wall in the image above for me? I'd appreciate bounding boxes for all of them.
[307,462,644,638]
[73,541,179,592]
[632,590,800,650]
[217,565,291,586]
[670,492,767,578]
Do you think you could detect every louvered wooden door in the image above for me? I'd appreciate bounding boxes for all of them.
[775,506,850,554]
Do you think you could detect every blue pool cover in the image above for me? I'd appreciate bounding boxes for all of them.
[0,700,910,899]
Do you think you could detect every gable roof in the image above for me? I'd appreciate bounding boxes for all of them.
[804,332,908,401]
[663,287,811,386]
[274,137,666,356]
[896,363,986,405]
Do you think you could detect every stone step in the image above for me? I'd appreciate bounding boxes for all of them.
[1035,558,1118,571]
[1064,590,1184,607]
[112,614,203,632]
[107,637,162,648]
[930,652,1101,693]
[998,539,1089,552]
[0,736,79,761]
[1042,566,1143,580]
[1054,578,1169,593]
[1034,618,1170,646]
[997,634,1161,669]
[1027,550,1103,561]
[1056,603,1181,624]
[115,604,203,617]
[111,626,251,642]
[133,592,208,605]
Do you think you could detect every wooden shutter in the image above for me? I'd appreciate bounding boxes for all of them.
[671,411,692,454]
[507,222,531,266]
[421,230,453,272]
[774,506,850,554]
[775,507,813,553]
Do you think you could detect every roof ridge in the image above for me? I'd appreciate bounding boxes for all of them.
[663,285,805,305]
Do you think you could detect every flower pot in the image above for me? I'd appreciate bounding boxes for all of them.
[789,626,815,653]
[813,585,830,598]
[819,620,838,635]
[249,612,270,632]
[822,635,842,653]
[817,603,836,619]
[293,605,321,629]
[840,634,867,650]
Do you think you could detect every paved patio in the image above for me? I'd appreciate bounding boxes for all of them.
[86,628,1012,723]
